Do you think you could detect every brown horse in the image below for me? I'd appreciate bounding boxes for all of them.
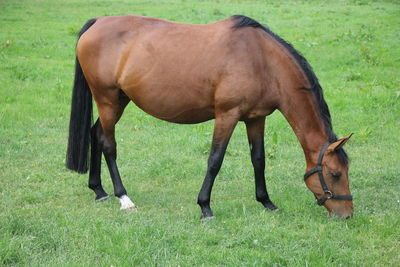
[66,15,353,219]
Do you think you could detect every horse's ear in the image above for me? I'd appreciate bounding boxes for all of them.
[327,134,353,153]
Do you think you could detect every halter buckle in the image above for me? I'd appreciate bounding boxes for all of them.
[324,190,333,200]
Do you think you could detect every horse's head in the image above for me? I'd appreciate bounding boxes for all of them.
[304,135,353,219]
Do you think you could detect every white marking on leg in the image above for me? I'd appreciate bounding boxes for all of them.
[118,195,136,210]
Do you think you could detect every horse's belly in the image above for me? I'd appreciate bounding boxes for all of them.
[155,106,215,124]
[125,86,215,124]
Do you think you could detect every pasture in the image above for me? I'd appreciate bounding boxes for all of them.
[1,0,399,265]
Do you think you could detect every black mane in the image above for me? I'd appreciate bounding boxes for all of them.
[232,15,348,165]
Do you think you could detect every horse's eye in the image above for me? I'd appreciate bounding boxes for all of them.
[331,172,342,180]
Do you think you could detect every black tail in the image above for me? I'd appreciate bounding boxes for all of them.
[66,18,97,173]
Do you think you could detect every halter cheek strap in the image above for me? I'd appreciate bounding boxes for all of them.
[304,141,353,206]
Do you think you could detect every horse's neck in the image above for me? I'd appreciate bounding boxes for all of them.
[278,89,328,167]
[259,32,329,167]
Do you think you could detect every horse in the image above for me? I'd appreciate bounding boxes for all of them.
[66,15,353,219]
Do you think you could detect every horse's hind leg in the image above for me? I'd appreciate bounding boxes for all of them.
[89,119,109,201]
[91,89,134,210]
[245,117,277,211]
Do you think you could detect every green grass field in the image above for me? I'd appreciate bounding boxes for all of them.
[1,0,399,266]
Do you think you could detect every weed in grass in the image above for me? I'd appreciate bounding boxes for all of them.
[359,43,381,66]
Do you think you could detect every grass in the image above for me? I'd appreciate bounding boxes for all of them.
[1,0,399,265]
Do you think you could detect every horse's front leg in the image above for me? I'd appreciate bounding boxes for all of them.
[245,117,277,211]
[197,110,239,219]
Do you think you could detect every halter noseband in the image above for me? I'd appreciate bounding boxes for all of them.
[304,141,353,206]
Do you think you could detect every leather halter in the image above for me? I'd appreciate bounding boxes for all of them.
[304,141,353,206]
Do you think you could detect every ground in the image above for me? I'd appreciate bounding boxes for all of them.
[0,0,399,266]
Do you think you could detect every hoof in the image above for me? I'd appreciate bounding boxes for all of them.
[199,208,214,220]
[95,194,109,202]
[121,205,137,212]
[200,215,215,221]
[263,201,278,211]
[118,195,137,211]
